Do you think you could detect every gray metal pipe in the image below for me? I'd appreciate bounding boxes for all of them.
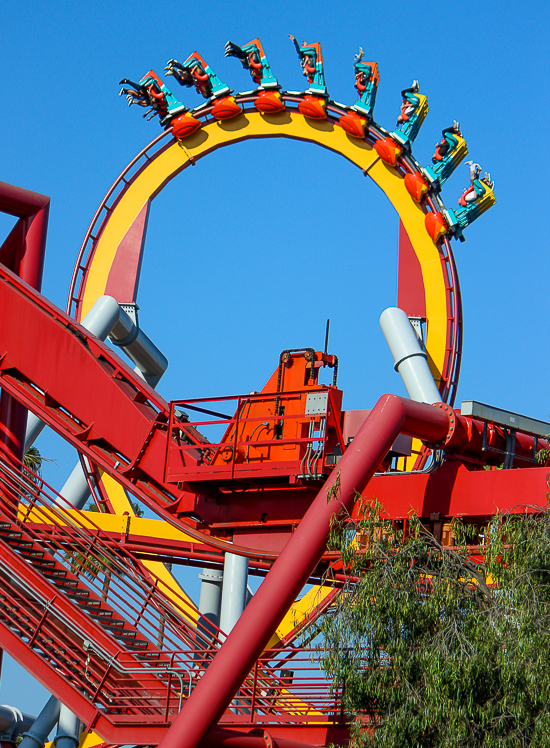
[24,296,121,451]
[219,554,249,713]
[80,295,122,341]
[56,296,121,505]
[198,568,223,631]
[26,296,167,452]
[196,567,224,661]
[219,553,249,639]
[380,307,442,405]
[19,695,60,748]
[0,705,36,739]
[24,414,47,452]
[52,704,79,748]
[58,460,91,510]
[57,296,167,507]
[109,309,168,388]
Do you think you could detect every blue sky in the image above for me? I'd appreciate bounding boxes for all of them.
[1,0,549,717]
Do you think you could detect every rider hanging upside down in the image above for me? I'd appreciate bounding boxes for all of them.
[147,85,169,119]
[190,65,212,98]
[247,51,263,84]
[397,80,420,124]
[458,161,494,206]
[433,121,461,162]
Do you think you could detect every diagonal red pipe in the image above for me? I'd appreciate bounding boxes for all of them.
[159,394,450,748]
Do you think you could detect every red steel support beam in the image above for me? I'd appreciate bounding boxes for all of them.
[0,181,49,467]
[204,726,343,748]
[158,395,450,748]
[0,181,49,684]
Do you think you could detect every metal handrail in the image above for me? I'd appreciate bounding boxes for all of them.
[0,461,346,723]
[0,462,221,657]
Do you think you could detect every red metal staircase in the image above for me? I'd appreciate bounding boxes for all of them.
[0,457,346,747]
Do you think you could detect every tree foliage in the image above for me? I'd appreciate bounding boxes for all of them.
[321,501,550,747]
[23,445,43,477]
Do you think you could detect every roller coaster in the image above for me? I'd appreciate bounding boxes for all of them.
[0,36,544,748]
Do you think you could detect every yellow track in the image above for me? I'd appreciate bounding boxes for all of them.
[80,110,448,385]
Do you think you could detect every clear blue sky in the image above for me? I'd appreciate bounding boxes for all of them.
[1,0,549,717]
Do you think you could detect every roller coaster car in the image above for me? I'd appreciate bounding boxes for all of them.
[119,70,187,127]
[289,36,328,98]
[393,92,429,147]
[224,38,280,90]
[165,52,231,100]
[352,50,379,119]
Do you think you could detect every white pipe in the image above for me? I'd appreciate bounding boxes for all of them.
[380,307,442,405]
[219,553,249,639]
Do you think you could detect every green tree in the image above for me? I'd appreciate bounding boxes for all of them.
[21,445,44,499]
[321,501,550,748]
[68,500,115,600]
[76,499,143,600]
[23,445,43,477]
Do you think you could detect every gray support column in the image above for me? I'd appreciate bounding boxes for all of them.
[25,296,168,452]
[109,312,168,389]
[24,414,47,452]
[24,296,121,451]
[198,568,223,631]
[19,696,60,748]
[219,553,249,712]
[195,567,224,662]
[52,704,79,748]
[57,297,167,507]
[58,461,91,510]
[79,296,122,340]
[380,307,443,405]
[219,553,249,638]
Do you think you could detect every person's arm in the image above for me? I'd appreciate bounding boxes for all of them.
[288,35,302,58]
